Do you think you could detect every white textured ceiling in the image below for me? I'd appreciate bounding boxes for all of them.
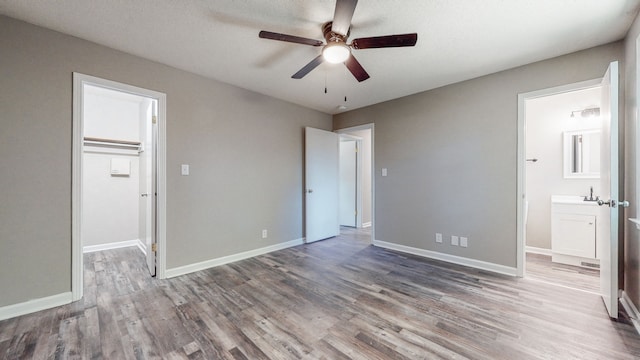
[1,0,639,114]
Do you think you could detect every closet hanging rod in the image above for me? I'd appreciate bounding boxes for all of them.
[83,136,140,146]
[83,137,142,152]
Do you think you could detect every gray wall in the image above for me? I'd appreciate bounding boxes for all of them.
[0,16,331,307]
[624,11,640,310]
[334,43,623,268]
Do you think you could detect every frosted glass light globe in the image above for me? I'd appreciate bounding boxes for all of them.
[322,43,350,64]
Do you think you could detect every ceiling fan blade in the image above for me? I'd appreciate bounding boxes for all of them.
[344,54,370,82]
[292,55,325,79]
[259,30,324,46]
[351,33,418,49]
[332,0,358,36]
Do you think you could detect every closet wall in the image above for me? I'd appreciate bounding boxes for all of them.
[82,86,147,250]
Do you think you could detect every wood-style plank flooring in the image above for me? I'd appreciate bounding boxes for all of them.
[1,227,640,359]
[525,252,600,293]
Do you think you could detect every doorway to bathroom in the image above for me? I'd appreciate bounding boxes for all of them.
[522,81,604,294]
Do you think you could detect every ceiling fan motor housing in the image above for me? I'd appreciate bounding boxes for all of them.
[323,22,349,44]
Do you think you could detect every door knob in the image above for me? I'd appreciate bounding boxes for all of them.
[307,189,313,193]
[141,193,149,197]
[597,199,630,208]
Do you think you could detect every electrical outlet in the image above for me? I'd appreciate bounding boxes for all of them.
[460,237,468,248]
[262,229,268,239]
[451,235,459,246]
[435,233,443,243]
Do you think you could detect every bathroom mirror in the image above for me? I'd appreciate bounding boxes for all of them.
[563,129,600,179]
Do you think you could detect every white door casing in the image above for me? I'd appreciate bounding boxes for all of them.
[339,139,357,227]
[336,124,375,242]
[139,99,158,276]
[72,73,167,301]
[305,127,340,243]
[516,78,603,278]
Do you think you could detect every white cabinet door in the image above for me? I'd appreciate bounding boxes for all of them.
[552,213,596,258]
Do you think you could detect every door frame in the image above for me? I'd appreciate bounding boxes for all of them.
[336,123,375,244]
[516,78,602,277]
[339,134,363,228]
[72,73,167,301]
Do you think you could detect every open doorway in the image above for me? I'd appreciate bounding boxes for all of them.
[520,81,604,293]
[72,73,167,301]
[336,124,374,243]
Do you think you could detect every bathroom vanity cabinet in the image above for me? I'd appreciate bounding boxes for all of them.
[550,195,603,268]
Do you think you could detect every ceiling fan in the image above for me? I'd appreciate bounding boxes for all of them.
[258,0,418,82]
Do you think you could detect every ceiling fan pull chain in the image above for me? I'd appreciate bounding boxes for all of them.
[324,70,328,94]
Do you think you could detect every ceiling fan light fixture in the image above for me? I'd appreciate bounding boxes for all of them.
[323,43,350,64]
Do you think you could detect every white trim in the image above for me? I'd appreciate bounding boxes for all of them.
[72,73,168,303]
[72,74,83,301]
[525,246,552,256]
[516,78,602,278]
[629,218,640,230]
[526,276,600,295]
[362,222,372,228]
[83,239,144,253]
[636,34,640,239]
[165,238,305,278]
[137,238,147,255]
[621,291,640,335]
[373,240,517,277]
[338,134,363,228]
[0,292,72,321]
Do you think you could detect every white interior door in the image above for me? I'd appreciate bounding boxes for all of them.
[599,61,625,319]
[339,140,357,227]
[305,127,340,243]
[139,100,157,276]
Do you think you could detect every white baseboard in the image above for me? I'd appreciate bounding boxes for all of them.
[83,239,142,253]
[525,246,552,256]
[166,238,305,278]
[362,222,372,228]
[137,239,147,255]
[621,291,640,336]
[373,240,517,277]
[0,292,73,321]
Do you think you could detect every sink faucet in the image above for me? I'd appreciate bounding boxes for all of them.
[584,186,599,201]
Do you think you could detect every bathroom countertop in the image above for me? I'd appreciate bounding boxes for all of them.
[551,195,599,205]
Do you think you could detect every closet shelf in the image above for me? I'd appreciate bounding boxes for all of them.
[83,137,142,151]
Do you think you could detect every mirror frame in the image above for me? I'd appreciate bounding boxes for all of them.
[563,128,600,179]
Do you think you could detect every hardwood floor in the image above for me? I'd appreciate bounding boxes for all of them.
[2,228,639,359]
[525,252,600,293]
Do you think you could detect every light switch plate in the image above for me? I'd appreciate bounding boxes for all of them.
[382,168,388,177]
[436,233,443,243]
[181,164,189,176]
